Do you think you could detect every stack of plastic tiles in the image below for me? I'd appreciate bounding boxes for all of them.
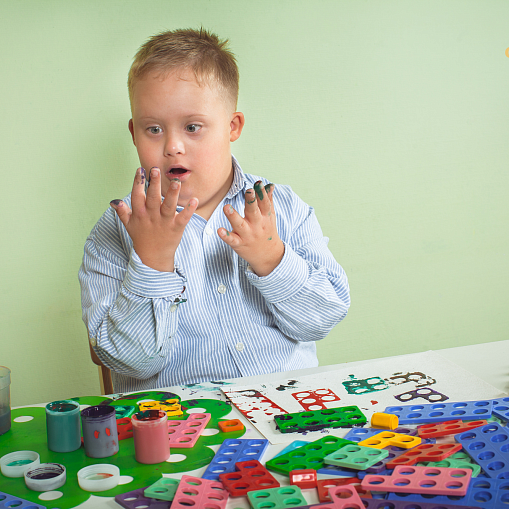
[266,436,354,476]
[384,400,494,424]
[202,438,269,481]
[170,475,228,509]
[275,406,366,433]
[219,459,279,496]
[167,413,211,448]
[455,421,509,478]
[361,465,472,496]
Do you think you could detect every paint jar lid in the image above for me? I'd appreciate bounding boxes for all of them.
[1,450,40,477]
[24,463,66,491]
[77,464,120,492]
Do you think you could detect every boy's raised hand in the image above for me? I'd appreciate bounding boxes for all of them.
[218,181,285,277]
[110,167,198,272]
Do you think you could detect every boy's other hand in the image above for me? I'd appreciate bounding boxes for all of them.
[109,167,198,272]
[218,181,285,277]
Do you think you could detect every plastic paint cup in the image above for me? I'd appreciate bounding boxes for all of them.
[0,366,11,436]
[24,463,66,491]
[46,400,81,453]
[132,410,170,464]
[77,464,120,491]
[0,450,40,478]
[81,405,119,458]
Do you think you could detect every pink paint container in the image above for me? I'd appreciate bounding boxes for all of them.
[131,410,170,464]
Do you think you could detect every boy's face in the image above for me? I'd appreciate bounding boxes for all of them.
[129,68,244,219]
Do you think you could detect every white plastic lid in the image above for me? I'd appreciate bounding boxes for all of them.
[1,450,40,477]
[77,464,120,492]
[24,463,66,491]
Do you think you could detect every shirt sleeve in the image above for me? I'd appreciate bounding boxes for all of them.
[245,187,350,342]
[78,203,186,380]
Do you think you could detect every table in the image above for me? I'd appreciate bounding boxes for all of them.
[2,341,508,509]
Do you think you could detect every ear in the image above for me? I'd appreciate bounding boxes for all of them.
[128,119,136,146]
[230,112,245,142]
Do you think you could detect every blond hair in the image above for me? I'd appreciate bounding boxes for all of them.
[128,28,239,110]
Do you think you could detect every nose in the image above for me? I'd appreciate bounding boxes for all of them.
[165,133,185,156]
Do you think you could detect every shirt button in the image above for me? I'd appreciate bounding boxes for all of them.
[170,304,178,313]
[218,284,227,294]
[89,336,97,347]
[236,342,244,352]
[205,226,213,236]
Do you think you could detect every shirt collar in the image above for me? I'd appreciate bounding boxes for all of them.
[225,155,248,199]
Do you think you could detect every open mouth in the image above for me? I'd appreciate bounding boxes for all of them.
[169,168,188,175]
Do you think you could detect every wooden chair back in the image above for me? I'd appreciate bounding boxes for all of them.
[89,343,114,395]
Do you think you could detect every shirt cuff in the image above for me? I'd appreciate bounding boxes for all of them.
[124,249,186,299]
[245,243,308,303]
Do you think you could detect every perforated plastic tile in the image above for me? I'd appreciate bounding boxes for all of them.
[144,477,180,501]
[362,465,472,496]
[0,492,46,509]
[384,400,493,424]
[455,421,509,479]
[387,477,509,508]
[324,444,388,470]
[386,443,462,468]
[115,487,172,508]
[219,459,279,497]
[275,406,366,433]
[171,475,228,509]
[417,419,488,439]
[202,438,269,481]
[266,435,353,476]
[167,412,211,448]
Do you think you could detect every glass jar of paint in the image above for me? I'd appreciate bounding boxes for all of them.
[0,366,11,436]
[81,405,119,458]
[45,400,81,453]
[131,410,170,464]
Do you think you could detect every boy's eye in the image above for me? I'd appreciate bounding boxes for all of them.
[185,124,201,133]
[148,126,162,134]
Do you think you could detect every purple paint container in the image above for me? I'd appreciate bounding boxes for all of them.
[81,405,119,458]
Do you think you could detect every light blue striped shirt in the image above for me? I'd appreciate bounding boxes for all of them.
[79,157,350,393]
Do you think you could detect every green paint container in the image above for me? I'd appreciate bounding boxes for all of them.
[0,367,11,436]
[45,400,81,452]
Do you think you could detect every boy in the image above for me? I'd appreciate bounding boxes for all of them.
[79,28,350,393]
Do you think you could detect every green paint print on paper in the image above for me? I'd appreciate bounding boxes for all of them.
[342,375,389,395]
[0,392,245,509]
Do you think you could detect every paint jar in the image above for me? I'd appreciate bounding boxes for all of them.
[0,366,11,436]
[81,405,119,458]
[132,410,170,464]
[46,400,81,453]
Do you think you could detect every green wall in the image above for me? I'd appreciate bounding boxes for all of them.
[1,1,508,407]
